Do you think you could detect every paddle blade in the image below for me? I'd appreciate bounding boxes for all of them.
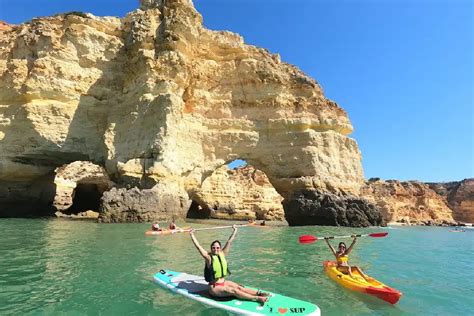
[368,232,388,238]
[299,235,318,244]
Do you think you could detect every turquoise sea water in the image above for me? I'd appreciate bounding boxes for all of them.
[0,219,472,315]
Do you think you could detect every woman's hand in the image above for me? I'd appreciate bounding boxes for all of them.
[223,225,237,255]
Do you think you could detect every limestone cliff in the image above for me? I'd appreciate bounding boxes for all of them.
[0,0,380,225]
[361,179,456,225]
[189,165,284,221]
[0,21,13,32]
[428,179,474,223]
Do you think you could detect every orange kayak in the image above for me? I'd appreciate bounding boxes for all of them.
[323,261,402,304]
[247,222,270,228]
[145,227,191,236]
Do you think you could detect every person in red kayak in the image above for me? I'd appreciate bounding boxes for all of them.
[190,225,269,304]
[325,236,369,281]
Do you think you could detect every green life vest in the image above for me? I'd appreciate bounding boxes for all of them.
[204,253,229,282]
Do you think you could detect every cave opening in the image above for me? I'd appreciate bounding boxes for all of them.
[65,183,102,215]
[186,200,211,219]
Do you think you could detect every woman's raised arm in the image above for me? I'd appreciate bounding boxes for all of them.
[223,225,237,256]
[325,238,337,257]
[346,236,357,254]
[190,230,211,263]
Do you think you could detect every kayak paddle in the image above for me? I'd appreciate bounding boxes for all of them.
[299,232,388,244]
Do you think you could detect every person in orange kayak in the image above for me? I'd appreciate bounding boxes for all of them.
[190,225,269,304]
[169,220,178,230]
[325,236,369,281]
[151,222,161,231]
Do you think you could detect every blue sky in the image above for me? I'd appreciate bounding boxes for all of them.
[1,0,472,182]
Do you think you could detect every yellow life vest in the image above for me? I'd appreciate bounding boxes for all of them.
[204,253,229,282]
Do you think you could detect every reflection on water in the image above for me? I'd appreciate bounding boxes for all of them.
[0,219,472,315]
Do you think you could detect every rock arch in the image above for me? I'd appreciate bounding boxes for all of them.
[53,161,114,214]
[0,0,384,226]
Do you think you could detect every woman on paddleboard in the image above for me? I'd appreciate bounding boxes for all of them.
[190,225,269,304]
[325,236,369,281]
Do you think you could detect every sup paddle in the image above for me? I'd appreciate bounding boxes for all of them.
[299,232,388,244]
[192,224,255,232]
[146,222,266,236]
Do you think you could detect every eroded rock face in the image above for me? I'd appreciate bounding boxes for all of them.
[283,190,384,227]
[428,179,474,223]
[191,165,284,220]
[0,0,370,224]
[361,179,456,225]
[100,181,191,223]
[0,175,56,217]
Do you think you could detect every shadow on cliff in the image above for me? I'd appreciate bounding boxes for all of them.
[63,14,174,188]
[0,19,123,216]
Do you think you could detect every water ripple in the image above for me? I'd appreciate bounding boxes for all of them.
[0,219,472,315]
